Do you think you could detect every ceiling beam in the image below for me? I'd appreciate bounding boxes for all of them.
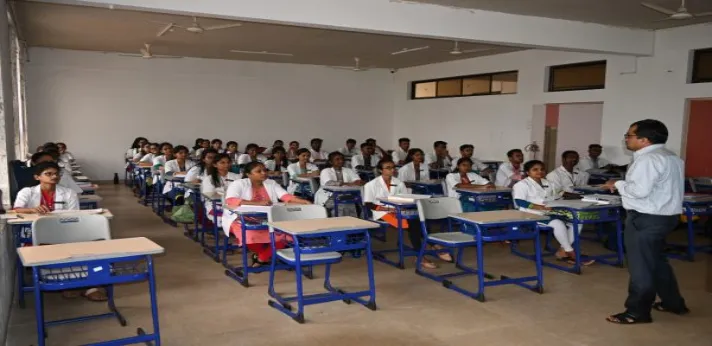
[41,0,655,56]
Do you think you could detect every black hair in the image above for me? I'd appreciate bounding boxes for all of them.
[42,142,59,152]
[346,138,357,144]
[296,148,311,157]
[159,142,173,150]
[506,149,523,158]
[270,146,289,169]
[404,148,424,164]
[290,141,299,146]
[34,161,60,176]
[211,138,223,146]
[226,141,238,149]
[523,160,545,173]
[456,157,473,167]
[310,138,323,144]
[245,143,259,152]
[366,138,376,143]
[561,150,579,159]
[149,142,160,148]
[273,140,284,146]
[588,144,602,149]
[434,141,447,148]
[31,152,55,165]
[360,142,371,149]
[398,137,410,143]
[131,137,147,149]
[327,151,345,164]
[209,153,232,187]
[57,142,67,148]
[173,145,189,154]
[243,161,266,176]
[459,144,474,152]
[376,158,395,170]
[193,138,204,150]
[197,148,219,175]
[630,119,668,144]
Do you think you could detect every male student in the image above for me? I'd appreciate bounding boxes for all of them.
[425,141,452,169]
[366,138,388,158]
[546,150,590,198]
[308,138,329,163]
[450,144,492,175]
[578,144,612,172]
[495,149,525,187]
[338,139,360,156]
[352,142,381,170]
[391,137,410,165]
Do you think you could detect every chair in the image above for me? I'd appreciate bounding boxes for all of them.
[32,215,111,246]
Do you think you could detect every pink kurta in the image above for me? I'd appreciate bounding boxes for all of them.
[227,185,296,245]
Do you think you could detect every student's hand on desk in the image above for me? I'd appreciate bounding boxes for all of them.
[601,180,618,193]
[484,183,495,190]
[288,198,311,205]
[35,205,51,214]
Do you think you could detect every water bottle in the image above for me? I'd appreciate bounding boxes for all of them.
[113,173,120,184]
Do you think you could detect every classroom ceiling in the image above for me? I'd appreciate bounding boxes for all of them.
[407,0,712,29]
[12,1,526,69]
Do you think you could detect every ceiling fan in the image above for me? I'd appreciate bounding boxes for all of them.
[119,44,182,59]
[641,0,712,20]
[391,46,430,55]
[328,57,375,72]
[229,49,294,57]
[152,16,242,37]
[447,41,495,55]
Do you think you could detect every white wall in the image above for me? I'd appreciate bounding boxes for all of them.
[393,24,712,165]
[555,103,603,166]
[26,48,395,180]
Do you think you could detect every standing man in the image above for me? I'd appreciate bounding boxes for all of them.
[603,119,688,324]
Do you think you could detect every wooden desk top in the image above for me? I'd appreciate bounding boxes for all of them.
[269,216,380,235]
[7,210,114,225]
[79,194,103,202]
[450,210,548,225]
[18,237,164,267]
[323,185,362,191]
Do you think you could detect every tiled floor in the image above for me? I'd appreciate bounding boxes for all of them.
[7,185,712,345]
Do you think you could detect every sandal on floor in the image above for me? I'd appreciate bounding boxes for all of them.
[606,312,652,325]
[416,258,438,270]
[250,253,269,268]
[432,246,453,263]
[652,302,690,315]
[82,288,108,302]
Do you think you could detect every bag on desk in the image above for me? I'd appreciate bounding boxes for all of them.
[547,209,601,221]
[170,204,194,224]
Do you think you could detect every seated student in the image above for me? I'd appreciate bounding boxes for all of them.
[263,140,284,156]
[126,137,148,160]
[314,151,364,208]
[41,143,72,175]
[211,139,224,153]
[445,158,493,198]
[201,153,241,221]
[338,138,360,156]
[397,148,429,184]
[56,142,74,163]
[577,144,612,172]
[139,143,160,164]
[225,141,240,162]
[546,150,590,198]
[30,152,83,194]
[365,138,388,159]
[352,142,381,170]
[363,158,449,269]
[222,161,310,266]
[237,143,267,165]
[425,141,453,170]
[513,160,594,265]
[184,148,218,199]
[450,144,491,175]
[265,146,289,173]
[286,141,300,161]
[163,145,195,196]
[308,138,329,163]
[194,139,211,159]
[189,138,203,158]
[132,143,151,162]
[495,149,525,187]
[286,148,320,194]
[153,142,174,171]
[391,137,411,165]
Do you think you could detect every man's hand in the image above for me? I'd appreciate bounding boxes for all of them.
[601,179,618,193]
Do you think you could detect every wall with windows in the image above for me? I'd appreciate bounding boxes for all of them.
[393,23,712,164]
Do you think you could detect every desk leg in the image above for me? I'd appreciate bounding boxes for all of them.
[365,234,377,309]
[571,222,582,275]
[396,207,405,269]
[333,194,340,217]
[142,256,161,345]
[32,268,46,346]
[685,211,696,262]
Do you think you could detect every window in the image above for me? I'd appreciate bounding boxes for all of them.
[411,71,518,99]
[691,48,712,83]
[548,61,606,92]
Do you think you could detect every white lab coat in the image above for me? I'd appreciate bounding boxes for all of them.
[450,156,489,172]
[308,149,329,162]
[577,156,611,172]
[221,178,289,236]
[495,162,524,188]
[363,176,407,220]
[512,177,558,215]
[397,162,428,182]
[163,159,196,194]
[59,152,75,163]
[314,167,361,205]
[139,153,156,164]
[286,162,319,194]
[183,165,208,198]
[424,152,451,169]
[126,148,138,160]
[237,154,267,165]
[338,147,360,156]
[264,160,289,172]
[60,173,84,194]
[391,148,408,164]
[14,185,79,211]
[201,172,240,219]
[351,154,381,168]
[445,172,490,198]
[546,166,590,194]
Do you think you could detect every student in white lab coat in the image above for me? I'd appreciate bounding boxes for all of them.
[513,160,594,265]
[56,142,75,163]
[314,151,363,207]
[132,143,150,162]
[126,137,148,160]
[286,148,320,194]
[30,151,84,194]
[193,139,211,160]
[351,142,381,170]
[237,143,268,165]
[287,141,300,161]
[365,138,388,159]
[338,138,360,157]
[264,146,290,173]
[309,138,329,163]
[201,153,240,222]
[139,143,160,163]
[495,149,525,188]
[450,144,491,175]
[577,144,612,172]
[225,141,240,162]
[163,145,196,195]
[263,140,284,157]
[397,148,429,184]
[152,142,173,171]
[445,158,493,198]
[424,141,452,170]
[223,161,310,266]
[546,150,590,198]
[189,138,204,159]
[184,148,218,199]
[210,139,224,154]
[391,137,411,165]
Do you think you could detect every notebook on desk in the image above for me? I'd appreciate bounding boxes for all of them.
[386,194,432,203]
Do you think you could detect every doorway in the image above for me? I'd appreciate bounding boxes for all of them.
[685,98,712,177]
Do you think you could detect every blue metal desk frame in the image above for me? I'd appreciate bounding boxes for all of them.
[370,199,420,269]
[667,199,712,261]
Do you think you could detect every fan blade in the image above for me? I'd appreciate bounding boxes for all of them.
[693,12,712,17]
[391,46,430,55]
[153,55,183,59]
[156,23,173,37]
[461,48,495,54]
[229,50,293,57]
[203,23,242,31]
[118,53,144,58]
[640,2,677,15]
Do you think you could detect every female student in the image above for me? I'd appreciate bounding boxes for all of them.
[152,142,174,170]
[201,153,241,220]
[263,140,284,156]
[222,161,310,266]
[363,159,447,269]
[237,143,267,165]
[132,143,151,162]
[314,151,363,206]
[445,158,493,198]
[397,148,429,190]
[225,141,240,162]
[211,139,224,153]
[163,145,196,195]
[139,143,160,163]
[287,141,300,161]
[126,137,148,160]
[185,148,218,183]
[190,138,204,158]
[265,146,289,173]
[56,142,74,163]
[512,160,594,265]
[194,139,211,159]
[286,148,320,194]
